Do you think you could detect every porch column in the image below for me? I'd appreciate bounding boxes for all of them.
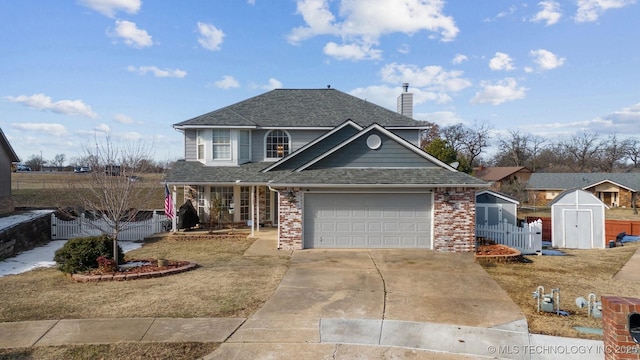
[171,186,177,232]
[250,185,255,237]
[256,186,260,233]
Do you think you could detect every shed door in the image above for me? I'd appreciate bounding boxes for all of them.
[564,210,592,249]
[477,205,502,226]
[303,192,432,249]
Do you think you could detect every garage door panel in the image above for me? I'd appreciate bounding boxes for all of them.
[304,193,432,249]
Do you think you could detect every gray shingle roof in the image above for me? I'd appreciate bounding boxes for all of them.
[527,173,640,191]
[165,160,488,187]
[174,89,427,128]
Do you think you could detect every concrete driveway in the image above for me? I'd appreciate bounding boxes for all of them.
[208,245,530,359]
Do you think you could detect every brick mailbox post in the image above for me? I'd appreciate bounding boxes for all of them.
[602,296,640,360]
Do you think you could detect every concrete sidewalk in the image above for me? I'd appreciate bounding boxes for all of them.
[0,318,245,348]
[614,244,640,281]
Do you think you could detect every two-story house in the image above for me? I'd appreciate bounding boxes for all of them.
[165,88,487,252]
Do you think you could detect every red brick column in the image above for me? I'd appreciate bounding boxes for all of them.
[602,296,640,360]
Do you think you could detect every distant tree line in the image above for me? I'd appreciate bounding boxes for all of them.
[422,123,640,174]
[21,153,174,173]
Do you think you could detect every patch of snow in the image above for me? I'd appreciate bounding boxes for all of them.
[0,240,143,277]
[0,210,54,232]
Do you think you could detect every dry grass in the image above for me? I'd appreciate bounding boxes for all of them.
[0,236,290,321]
[11,172,175,208]
[482,241,640,339]
[0,342,218,360]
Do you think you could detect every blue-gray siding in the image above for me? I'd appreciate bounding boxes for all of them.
[308,130,436,169]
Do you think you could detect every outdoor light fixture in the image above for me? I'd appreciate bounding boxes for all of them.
[443,191,450,202]
[287,189,296,202]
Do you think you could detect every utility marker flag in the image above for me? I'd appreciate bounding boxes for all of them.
[164,183,174,219]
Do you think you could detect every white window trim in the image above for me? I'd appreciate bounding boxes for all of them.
[197,130,207,163]
[264,129,291,161]
[212,129,232,161]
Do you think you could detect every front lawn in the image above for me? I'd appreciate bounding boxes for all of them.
[0,235,290,321]
[481,241,640,339]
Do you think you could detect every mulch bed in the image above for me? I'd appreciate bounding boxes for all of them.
[71,259,198,282]
[475,244,522,264]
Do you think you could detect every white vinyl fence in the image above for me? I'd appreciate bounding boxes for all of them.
[51,211,171,241]
[476,218,543,255]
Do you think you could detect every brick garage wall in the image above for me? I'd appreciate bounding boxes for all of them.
[433,187,476,252]
[277,188,302,250]
[602,296,640,360]
[0,195,13,215]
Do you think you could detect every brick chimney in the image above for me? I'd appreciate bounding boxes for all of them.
[397,83,413,118]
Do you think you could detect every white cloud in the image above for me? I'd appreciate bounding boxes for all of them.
[471,78,527,105]
[531,1,562,26]
[397,44,410,54]
[350,85,451,111]
[127,65,187,78]
[380,63,472,93]
[214,75,240,89]
[483,5,517,22]
[489,52,516,71]
[121,131,143,140]
[417,111,466,126]
[109,20,153,48]
[114,113,134,124]
[452,54,468,64]
[247,0,256,4]
[77,0,141,18]
[197,22,225,51]
[575,0,635,22]
[288,0,459,60]
[12,123,68,137]
[595,102,640,133]
[530,49,565,70]
[94,123,111,133]
[252,78,283,90]
[323,41,382,61]
[6,94,98,118]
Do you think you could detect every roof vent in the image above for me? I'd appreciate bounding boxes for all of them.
[397,83,413,118]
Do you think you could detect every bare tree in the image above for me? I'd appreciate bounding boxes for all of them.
[560,132,601,172]
[596,134,630,172]
[441,121,492,167]
[61,137,157,266]
[51,153,66,168]
[460,121,492,167]
[625,138,640,168]
[496,130,530,167]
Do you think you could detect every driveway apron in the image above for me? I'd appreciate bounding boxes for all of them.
[226,248,526,346]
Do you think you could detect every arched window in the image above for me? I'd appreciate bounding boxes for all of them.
[265,130,290,159]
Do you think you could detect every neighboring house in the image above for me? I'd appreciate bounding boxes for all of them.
[550,189,607,249]
[474,166,532,192]
[166,88,488,252]
[526,173,640,208]
[475,190,519,227]
[0,128,20,214]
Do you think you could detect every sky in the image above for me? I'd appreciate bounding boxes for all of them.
[1,0,639,165]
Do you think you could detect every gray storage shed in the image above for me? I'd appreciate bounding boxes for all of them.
[550,189,607,249]
[475,190,519,226]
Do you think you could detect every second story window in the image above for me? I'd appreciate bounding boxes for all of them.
[197,131,205,161]
[266,130,290,159]
[212,129,231,160]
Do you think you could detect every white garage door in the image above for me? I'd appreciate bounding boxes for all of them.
[303,193,432,249]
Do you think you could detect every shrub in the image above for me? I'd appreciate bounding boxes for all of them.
[54,235,124,274]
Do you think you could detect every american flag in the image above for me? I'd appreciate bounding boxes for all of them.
[164,183,174,219]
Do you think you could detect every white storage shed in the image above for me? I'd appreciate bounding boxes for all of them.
[550,189,608,249]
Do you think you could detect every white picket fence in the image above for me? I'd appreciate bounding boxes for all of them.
[476,218,543,255]
[51,211,171,241]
